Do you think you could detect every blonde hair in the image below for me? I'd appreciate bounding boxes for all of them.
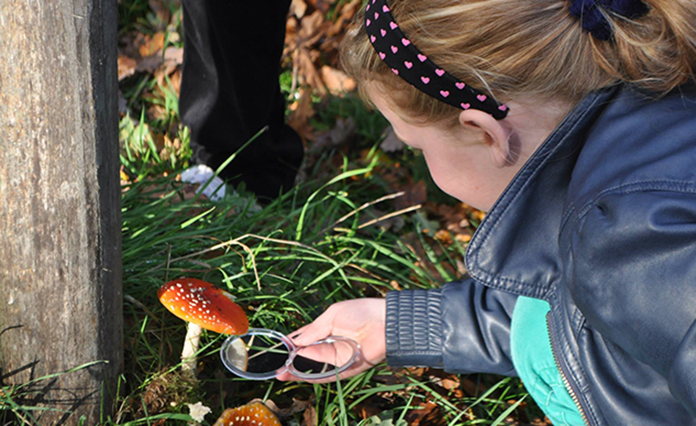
[341,0,696,123]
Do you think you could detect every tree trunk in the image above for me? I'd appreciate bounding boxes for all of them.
[0,0,122,425]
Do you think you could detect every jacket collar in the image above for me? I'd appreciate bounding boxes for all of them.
[464,86,619,299]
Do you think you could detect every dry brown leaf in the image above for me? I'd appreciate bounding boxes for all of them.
[389,280,402,290]
[290,0,308,18]
[426,369,464,397]
[296,10,327,47]
[354,395,387,420]
[287,88,316,141]
[460,377,488,396]
[118,31,141,58]
[297,48,326,94]
[284,16,299,53]
[310,117,355,152]
[287,10,329,95]
[326,0,360,38]
[260,398,313,419]
[167,68,182,96]
[306,0,333,14]
[380,128,405,153]
[151,132,166,153]
[163,46,183,70]
[147,104,168,122]
[136,54,163,74]
[159,134,182,159]
[138,31,166,57]
[395,179,427,210]
[148,0,171,27]
[118,54,137,81]
[404,401,446,426]
[320,65,356,95]
[302,406,317,426]
[434,229,454,246]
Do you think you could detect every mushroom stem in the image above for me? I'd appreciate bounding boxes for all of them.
[181,323,202,374]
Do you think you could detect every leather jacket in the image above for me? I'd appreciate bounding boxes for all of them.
[385,83,696,425]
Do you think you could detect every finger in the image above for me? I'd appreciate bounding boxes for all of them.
[274,371,296,382]
[289,313,335,346]
[287,323,312,340]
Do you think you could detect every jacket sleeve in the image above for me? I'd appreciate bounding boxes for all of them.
[572,190,696,417]
[385,278,518,376]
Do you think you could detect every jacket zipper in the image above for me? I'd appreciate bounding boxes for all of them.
[546,311,591,426]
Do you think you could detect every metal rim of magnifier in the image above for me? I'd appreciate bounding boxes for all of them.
[220,328,360,381]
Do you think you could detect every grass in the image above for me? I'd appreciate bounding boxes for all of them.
[113,125,537,424]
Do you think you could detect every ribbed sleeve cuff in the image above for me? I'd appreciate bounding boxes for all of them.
[385,289,444,367]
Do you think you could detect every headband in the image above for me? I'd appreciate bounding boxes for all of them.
[569,0,649,41]
[364,0,509,120]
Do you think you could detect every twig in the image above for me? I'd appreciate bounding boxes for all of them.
[147,237,261,290]
[321,191,406,234]
[357,204,423,230]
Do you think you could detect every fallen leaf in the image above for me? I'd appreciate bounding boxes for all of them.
[302,405,317,426]
[167,68,182,96]
[138,31,166,57]
[307,0,333,14]
[434,229,453,246]
[320,65,356,95]
[118,54,137,81]
[404,401,446,426]
[136,54,164,74]
[310,117,355,153]
[290,0,308,18]
[296,10,327,47]
[395,179,427,210]
[148,0,171,28]
[460,376,488,396]
[389,280,402,291]
[380,129,405,153]
[287,88,316,141]
[326,0,360,38]
[162,46,183,74]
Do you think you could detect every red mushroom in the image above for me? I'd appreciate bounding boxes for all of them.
[158,278,249,373]
[213,402,281,426]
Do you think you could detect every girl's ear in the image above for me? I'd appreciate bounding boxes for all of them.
[458,109,513,168]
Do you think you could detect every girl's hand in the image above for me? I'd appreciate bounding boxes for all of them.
[277,298,386,382]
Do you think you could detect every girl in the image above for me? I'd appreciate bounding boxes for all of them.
[285,0,696,424]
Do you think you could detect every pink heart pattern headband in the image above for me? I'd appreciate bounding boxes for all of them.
[365,0,509,120]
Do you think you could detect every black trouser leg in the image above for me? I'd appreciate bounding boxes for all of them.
[179,0,304,200]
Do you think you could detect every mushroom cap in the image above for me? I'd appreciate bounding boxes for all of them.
[213,402,281,426]
[158,278,249,335]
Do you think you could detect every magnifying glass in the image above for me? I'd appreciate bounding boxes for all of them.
[220,329,361,380]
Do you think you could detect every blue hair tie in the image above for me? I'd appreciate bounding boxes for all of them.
[569,0,649,41]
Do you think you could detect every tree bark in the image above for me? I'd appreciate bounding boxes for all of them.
[0,0,122,425]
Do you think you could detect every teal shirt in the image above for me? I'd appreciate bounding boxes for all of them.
[510,296,585,425]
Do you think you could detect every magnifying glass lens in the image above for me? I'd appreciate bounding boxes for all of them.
[243,333,290,374]
[291,338,357,379]
[221,330,292,379]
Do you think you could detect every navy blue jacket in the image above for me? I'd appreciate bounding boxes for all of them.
[385,83,696,425]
